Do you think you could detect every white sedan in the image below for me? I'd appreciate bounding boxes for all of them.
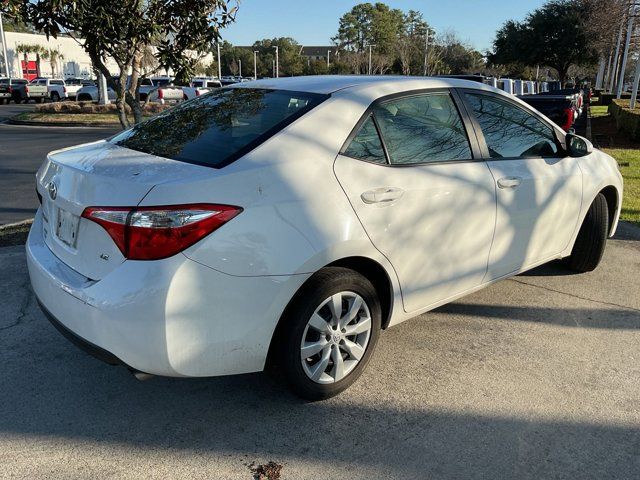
[27,76,623,400]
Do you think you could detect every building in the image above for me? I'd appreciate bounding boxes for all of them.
[300,46,339,63]
[0,31,119,79]
[0,31,214,80]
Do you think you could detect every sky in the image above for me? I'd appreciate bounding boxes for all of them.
[222,0,548,53]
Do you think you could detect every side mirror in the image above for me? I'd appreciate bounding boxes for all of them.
[565,133,594,157]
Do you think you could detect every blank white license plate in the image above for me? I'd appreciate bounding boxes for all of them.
[55,208,80,248]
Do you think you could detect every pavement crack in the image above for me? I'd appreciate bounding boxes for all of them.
[0,279,33,331]
[509,278,640,313]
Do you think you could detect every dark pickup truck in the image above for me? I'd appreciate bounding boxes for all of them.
[0,78,48,104]
[0,78,28,104]
[519,93,580,132]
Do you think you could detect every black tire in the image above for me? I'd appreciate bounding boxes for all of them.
[12,94,21,104]
[276,267,381,401]
[51,92,60,102]
[35,97,44,104]
[564,193,609,273]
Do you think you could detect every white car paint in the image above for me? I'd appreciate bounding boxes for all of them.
[27,76,623,380]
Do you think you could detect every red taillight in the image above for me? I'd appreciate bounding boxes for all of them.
[25,85,29,94]
[195,89,201,96]
[157,88,164,99]
[63,86,67,93]
[562,108,574,132]
[81,204,242,260]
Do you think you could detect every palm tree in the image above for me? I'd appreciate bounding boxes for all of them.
[14,43,45,78]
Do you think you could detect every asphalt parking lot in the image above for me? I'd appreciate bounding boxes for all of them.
[1,223,639,479]
[0,104,118,225]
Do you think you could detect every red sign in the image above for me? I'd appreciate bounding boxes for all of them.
[21,60,38,81]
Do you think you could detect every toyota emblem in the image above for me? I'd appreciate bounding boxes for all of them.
[47,181,58,200]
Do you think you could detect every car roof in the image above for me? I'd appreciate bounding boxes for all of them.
[231,75,493,95]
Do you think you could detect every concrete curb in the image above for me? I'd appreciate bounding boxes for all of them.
[7,118,118,128]
[0,219,33,248]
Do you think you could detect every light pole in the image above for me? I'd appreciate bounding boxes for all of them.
[273,45,279,78]
[327,49,330,69]
[238,59,242,77]
[423,32,430,76]
[0,13,10,77]
[253,50,258,80]
[272,59,275,78]
[617,2,636,98]
[365,44,376,75]
[216,43,222,79]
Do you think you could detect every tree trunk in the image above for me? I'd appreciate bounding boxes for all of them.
[125,48,144,125]
[86,50,130,129]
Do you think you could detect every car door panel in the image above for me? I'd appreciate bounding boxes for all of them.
[460,90,583,279]
[485,157,582,279]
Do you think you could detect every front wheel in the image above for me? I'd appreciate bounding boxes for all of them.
[563,193,609,272]
[277,267,381,400]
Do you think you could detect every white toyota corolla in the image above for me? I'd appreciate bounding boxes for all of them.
[27,76,623,400]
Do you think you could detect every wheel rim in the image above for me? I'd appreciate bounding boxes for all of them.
[300,291,372,384]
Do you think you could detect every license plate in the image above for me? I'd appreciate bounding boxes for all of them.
[55,208,80,248]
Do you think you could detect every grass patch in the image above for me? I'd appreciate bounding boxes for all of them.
[602,148,640,227]
[590,105,609,118]
[15,111,124,125]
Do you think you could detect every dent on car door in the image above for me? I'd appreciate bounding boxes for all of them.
[461,91,582,279]
[333,91,497,313]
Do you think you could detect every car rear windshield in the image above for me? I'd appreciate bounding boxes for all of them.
[111,88,327,168]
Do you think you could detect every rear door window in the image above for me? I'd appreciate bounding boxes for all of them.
[343,115,386,164]
[112,88,328,168]
[372,93,472,165]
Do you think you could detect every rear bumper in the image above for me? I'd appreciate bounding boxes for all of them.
[27,209,309,377]
[37,298,128,368]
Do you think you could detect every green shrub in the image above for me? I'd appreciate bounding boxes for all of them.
[600,93,632,106]
[609,100,640,140]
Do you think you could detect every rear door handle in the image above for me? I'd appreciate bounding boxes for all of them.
[497,176,522,189]
[361,187,404,204]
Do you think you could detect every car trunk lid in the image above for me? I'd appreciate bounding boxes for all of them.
[36,140,214,280]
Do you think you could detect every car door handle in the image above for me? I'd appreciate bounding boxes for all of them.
[497,176,522,189]
[361,187,405,204]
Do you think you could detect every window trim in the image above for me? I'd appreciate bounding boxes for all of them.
[456,88,567,161]
[339,88,483,168]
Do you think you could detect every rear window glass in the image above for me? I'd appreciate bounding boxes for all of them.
[0,78,8,85]
[111,88,327,168]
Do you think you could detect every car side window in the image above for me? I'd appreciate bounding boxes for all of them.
[372,93,472,165]
[464,92,559,159]
[343,115,387,164]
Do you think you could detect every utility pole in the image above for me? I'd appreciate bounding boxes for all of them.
[216,43,222,80]
[253,51,258,80]
[365,44,376,75]
[609,15,625,93]
[327,49,331,69]
[616,3,636,98]
[630,52,640,108]
[238,59,242,77]
[0,13,10,77]
[423,32,430,76]
[273,45,279,78]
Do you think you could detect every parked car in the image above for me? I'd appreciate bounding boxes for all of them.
[0,77,28,104]
[76,84,116,102]
[138,76,173,101]
[8,79,48,103]
[27,76,623,400]
[182,78,222,100]
[146,83,184,104]
[31,78,68,102]
[64,78,95,100]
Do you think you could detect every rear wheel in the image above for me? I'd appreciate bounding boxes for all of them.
[563,193,609,272]
[277,267,381,400]
[51,92,60,102]
[35,97,44,104]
